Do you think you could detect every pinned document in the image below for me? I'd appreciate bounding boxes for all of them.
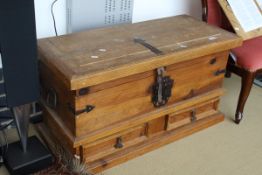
[227,0,262,32]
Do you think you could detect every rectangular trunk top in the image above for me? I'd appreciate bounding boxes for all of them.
[38,15,242,90]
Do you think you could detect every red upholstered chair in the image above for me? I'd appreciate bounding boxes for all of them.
[202,0,262,124]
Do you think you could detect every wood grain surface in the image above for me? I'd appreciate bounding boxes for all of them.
[38,15,242,90]
[40,51,229,137]
[38,15,241,173]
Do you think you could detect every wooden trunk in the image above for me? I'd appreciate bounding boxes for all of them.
[38,15,242,173]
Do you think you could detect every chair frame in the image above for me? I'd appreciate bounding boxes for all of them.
[202,0,262,124]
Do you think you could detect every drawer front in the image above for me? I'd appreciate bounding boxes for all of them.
[167,99,219,130]
[83,124,147,163]
[74,51,228,136]
[146,116,167,137]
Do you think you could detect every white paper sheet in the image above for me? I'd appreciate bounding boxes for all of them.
[227,0,262,32]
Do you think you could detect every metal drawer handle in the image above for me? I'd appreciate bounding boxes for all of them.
[190,109,197,122]
[114,137,124,149]
[214,69,226,76]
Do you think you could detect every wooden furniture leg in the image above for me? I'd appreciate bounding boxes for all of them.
[235,71,256,124]
[225,54,236,78]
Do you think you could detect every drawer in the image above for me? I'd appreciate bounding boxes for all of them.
[83,124,147,163]
[146,116,167,137]
[167,99,219,131]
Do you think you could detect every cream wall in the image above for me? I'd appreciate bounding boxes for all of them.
[34,0,202,38]
[133,0,201,23]
[0,0,202,68]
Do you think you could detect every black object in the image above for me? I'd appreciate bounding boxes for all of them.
[152,67,174,107]
[29,102,43,124]
[51,0,59,36]
[0,0,39,107]
[68,103,95,115]
[134,38,164,56]
[0,0,53,174]
[46,88,58,109]
[0,69,7,107]
[77,87,89,96]
[190,110,197,122]
[209,58,217,65]
[0,69,5,93]
[214,69,226,76]
[114,137,124,149]
[4,136,53,175]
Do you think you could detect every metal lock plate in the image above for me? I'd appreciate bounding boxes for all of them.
[152,67,174,107]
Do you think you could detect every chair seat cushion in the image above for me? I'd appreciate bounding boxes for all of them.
[232,36,262,72]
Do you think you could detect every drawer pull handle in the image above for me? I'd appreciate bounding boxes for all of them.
[214,69,226,76]
[191,110,197,122]
[77,88,89,96]
[114,137,124,149]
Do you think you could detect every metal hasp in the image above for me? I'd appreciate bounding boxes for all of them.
[134,38,164,56]
[68,103,95,116]
[152,67,174,107]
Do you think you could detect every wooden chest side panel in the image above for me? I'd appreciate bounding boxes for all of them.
[74,51,228,136]
[40,62,76,135]
[41,101,75,153]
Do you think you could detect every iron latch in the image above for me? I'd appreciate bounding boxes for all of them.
[152,67,174,107]
[68,104,95,116]
[134,37,164,56]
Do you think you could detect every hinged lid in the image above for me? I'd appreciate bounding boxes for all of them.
[38,15,242,90]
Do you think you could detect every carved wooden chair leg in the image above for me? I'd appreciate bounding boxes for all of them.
[235,71,256,124]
